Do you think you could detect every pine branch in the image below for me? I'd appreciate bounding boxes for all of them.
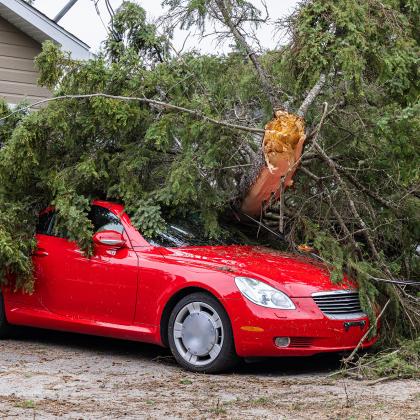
[310,119,390,274]
[338,167,398,210]
[299,165,360,253]
[0,94,265,134]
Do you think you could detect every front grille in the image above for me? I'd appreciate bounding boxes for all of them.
[289,337,313,348]
[312,291,365,319]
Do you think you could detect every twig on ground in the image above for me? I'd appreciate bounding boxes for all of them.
[365,375,399,386]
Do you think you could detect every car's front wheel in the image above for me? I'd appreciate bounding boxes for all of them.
[168,292,238,373]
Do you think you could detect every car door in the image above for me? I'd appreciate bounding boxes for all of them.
[33,205,139,325]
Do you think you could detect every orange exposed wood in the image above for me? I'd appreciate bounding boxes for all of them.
[241,111,305,216]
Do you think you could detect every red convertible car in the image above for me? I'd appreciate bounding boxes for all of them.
[0,200,377,372]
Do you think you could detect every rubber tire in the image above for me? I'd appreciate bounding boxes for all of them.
[0,294,10,339]
[168,292,239,373]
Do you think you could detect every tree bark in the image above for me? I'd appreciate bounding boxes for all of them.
[297,74,326,117]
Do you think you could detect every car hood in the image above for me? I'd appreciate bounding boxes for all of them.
[161,245,356,297]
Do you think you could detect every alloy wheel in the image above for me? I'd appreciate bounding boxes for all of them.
[173,301,224,367]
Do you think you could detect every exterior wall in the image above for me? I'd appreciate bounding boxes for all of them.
[0,15,50,105]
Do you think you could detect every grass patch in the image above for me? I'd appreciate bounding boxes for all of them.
[209,399,228,416]
[14,399,36,409]
[249,397,272,406]
[179,379,193,385]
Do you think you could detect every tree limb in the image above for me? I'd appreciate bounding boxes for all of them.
[297,74,327,117]
[299,166,360,253]
[312,135,387,269]
[214,0,282,111]
[338,167,398,210]
[344,299,390,365]
[0,93,265,134]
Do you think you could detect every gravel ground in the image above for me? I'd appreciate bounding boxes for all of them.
[0,327,419,419]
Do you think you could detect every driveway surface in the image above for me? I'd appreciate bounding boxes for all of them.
[0,327,419,419]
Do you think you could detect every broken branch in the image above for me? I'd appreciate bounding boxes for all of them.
[344,299,391,365]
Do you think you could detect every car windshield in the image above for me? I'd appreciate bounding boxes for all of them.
[145,220,251,248]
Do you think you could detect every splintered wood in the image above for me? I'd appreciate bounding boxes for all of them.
[241,110,305,216]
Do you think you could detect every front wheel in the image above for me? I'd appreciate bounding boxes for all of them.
[168,292,238,373]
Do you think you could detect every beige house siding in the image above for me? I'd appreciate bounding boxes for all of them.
[0,15,50,105]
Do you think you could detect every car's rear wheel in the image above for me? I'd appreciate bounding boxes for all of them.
[0,294,10,338]
[168,292,238,373]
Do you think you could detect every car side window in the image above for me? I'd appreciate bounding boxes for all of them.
[88,205,124,234]
[36,211,55,235]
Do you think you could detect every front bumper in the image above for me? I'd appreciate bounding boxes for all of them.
[223,296,378,358]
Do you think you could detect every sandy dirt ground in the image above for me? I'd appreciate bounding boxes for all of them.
[0,327,418,419]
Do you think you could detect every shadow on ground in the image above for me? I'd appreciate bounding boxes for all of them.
[8,325,344,377]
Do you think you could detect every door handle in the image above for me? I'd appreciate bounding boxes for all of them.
[33,248,49,257]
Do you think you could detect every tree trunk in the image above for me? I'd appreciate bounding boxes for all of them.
[239,111,305,216]
[237,74,326,217]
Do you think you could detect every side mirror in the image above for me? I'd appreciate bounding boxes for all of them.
[93,230,126,248]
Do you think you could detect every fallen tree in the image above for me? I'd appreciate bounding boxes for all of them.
[0,0,419,342]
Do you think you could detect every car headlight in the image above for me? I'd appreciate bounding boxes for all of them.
[234,277,295,309]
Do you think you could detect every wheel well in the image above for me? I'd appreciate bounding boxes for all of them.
[160,287,218,347]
